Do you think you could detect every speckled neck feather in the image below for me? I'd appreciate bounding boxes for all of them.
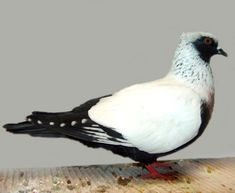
[168,36,215,102]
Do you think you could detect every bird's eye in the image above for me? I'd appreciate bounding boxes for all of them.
[203,37,213,45]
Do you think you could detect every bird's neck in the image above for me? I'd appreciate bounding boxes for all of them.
[167,41,215,101]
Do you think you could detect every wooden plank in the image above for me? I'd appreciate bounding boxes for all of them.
[0,157,235,193]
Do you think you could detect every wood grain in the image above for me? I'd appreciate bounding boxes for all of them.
[0,158,235,193]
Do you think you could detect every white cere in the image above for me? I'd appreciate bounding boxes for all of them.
[71,121,77,126]
[81,119,87,124]
[37,120,42,124]
[49,122,55,126]
[60,123,66,127]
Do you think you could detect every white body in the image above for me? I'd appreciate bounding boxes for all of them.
[89,78,202,153]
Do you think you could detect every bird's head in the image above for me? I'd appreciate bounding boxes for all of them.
[180,32,227,63]
[170,32,228,87]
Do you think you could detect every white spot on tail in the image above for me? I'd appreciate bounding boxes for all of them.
[81,119,87,124]
[60,123,66,127]
[37,120,42,124]
[71,121,77,126]
[49,122,54,126]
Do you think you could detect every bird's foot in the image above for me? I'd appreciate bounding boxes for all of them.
[151,160,172,168]
[141,171,175,180]
[141,163,175,180]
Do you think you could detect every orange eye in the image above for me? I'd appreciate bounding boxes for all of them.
[203,37,212,45]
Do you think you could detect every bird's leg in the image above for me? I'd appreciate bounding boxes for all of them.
[141,162,174,179]
[151,160,171,168]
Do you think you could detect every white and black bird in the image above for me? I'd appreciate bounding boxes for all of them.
[3,32,227,178]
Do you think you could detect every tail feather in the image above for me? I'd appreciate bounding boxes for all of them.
[27,111,78,125]
[3,121,64,138]
[3,96,109,140]
[3,110,80,138]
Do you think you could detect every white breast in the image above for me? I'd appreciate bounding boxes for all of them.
[88,80,202,154]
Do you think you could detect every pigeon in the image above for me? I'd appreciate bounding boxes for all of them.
[3,32,227,178]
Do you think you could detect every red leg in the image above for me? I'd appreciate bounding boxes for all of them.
[141,162,174,179]
[151,160,171,168]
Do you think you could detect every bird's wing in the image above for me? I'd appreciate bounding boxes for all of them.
[89,81,203,154]
[20,96,134,147]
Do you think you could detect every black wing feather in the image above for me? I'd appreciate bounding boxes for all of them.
[4,95,130,146]
[4,121,64,138]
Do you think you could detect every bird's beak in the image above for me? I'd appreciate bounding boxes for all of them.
[217,47,228,57]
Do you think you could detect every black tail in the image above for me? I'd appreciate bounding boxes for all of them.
[3,121,64,138]
[3,96,109,139]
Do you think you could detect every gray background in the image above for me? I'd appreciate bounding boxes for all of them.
[0,0,234,169]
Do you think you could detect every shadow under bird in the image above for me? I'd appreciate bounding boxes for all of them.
[3,32,228,179]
